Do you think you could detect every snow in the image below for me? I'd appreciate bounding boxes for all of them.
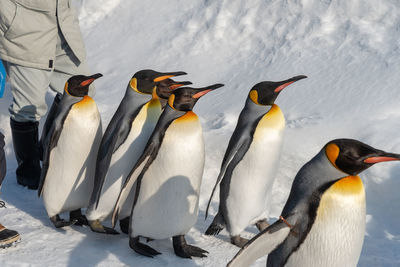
[1,0,400,266]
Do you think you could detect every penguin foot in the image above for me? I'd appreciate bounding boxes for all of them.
[173,235,208,259]
[129,236,161,258]
[50,215,77,228]
[205,213,225,236]
[119,217,129,234]
[255,219,270,232]
[89,220,119,235]
[231,235,249,248]
[70,209,89,226]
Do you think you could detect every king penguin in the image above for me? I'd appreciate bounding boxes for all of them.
[227,139,400,267]
[86,70,190,234]
[205,75,307,247]
[111,83,224,258]
[39,73,103,228]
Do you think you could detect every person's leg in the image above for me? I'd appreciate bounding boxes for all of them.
[49,30,94,96]
[4,61,51,189]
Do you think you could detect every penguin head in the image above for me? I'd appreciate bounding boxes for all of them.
[167,84,224,111]
[249,75,307,105]
[64,73,103,97]
[129,70,187,95]
[325,139,400,175]
[156,79,192,100]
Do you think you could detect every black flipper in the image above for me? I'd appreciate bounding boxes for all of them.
[38,94,81,196]
[172,235,208,259]
[129,236,161,258]
[40,93,62,161]
[205,99,271,219]
[89,89,151,209]
[111,105,184,226]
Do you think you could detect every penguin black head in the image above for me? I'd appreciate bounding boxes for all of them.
[325,138,400,175]
[156,79,192,100]
[249,75,307,105]
[129,69,187,95]
[168,84,224,111]
[65,73,103,97]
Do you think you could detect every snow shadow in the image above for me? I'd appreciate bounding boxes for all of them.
[67,176,203,267]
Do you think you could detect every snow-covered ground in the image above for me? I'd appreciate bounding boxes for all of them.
[1,0,400,266]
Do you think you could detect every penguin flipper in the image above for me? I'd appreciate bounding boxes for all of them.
[227,220,291,267]
[90,114,134,208]
[38,98,76,196]
[205,134,252,218]
[110,106,182,226]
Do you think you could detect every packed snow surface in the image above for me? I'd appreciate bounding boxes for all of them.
[1,0,400,266]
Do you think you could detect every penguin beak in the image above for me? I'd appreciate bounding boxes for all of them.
[169,81,192,90]
[274,75,307,93]
[192,83,224,99]
[80,73,103,87]
[153,71,187,82]
[364,152,400,164]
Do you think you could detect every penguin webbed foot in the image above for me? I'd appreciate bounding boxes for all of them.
[69,209,89,226]
[231,235,249,248]
[130,236,161,258]
[50,215,77,228]
[119,217,129,234]
[255,219,270,232]
[205,213,225,236]
[173,235,208,259]
[89,220,119,235]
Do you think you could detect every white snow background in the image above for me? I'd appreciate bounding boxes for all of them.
[1,0,400,266]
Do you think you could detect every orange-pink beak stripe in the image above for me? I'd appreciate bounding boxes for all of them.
[364,157,400,164]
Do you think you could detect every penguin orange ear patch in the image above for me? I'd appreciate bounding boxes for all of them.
[249,90,259,104]
[193,89,212,99]
[326,143,340,168]
[275,81,295,93]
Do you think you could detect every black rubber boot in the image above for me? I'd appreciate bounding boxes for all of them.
[10,118,41,190]
[39,93,62,160]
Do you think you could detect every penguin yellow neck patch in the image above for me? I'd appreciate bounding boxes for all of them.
[325,143,340,169]
[330,175,364,195]
[175,111,198,122]
[74,95,95,109]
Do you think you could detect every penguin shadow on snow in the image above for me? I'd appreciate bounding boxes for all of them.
[68,176,202,267]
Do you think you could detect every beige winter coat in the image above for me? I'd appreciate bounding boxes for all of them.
[0,0,86,70]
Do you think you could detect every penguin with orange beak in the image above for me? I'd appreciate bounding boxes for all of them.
[111,84,224,258]
[228,139,400,267]
[205,75,307,247]
[86,70,190,234]
[39,74,103,228]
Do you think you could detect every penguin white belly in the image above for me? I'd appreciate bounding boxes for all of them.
[43,97,102,218]
[226,105,285,236]
[86,100,161,221]
[131,112,204,239]
[286,176,366,267]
